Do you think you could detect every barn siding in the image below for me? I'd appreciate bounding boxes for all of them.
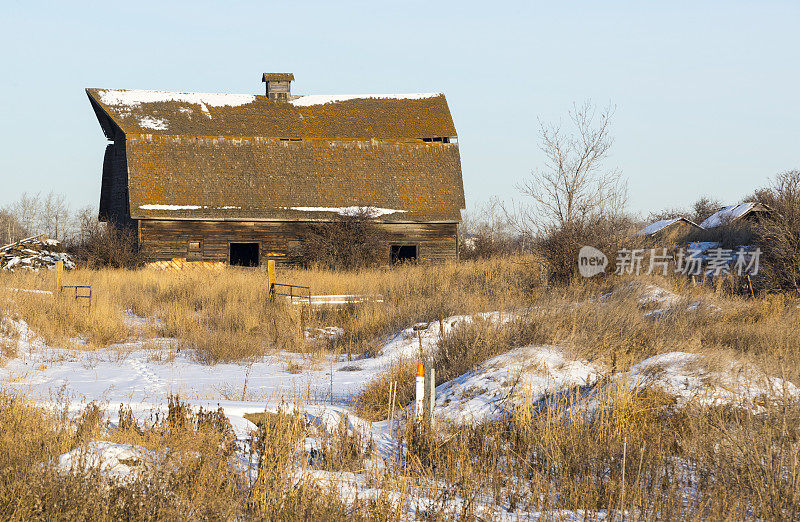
[138,220,459,264]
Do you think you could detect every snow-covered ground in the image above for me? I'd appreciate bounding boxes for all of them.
[2,297,798,517]
[2,300,795,433]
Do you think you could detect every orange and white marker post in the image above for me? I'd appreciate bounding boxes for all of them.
[415,363,425,421]
[415,363,436,426]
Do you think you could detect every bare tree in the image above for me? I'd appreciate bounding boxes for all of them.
[40,191,71,241]
[10,192,42,237]
[518,101,626,233]
[0,209,27,245]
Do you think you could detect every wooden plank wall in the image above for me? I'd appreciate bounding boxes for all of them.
[138,220,459,265]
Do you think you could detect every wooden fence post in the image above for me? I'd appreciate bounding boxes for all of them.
[55,260,63,292]
[268,260,276,301]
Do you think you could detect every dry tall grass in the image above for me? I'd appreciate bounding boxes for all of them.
[0,256,544,362]
[2,386,797,519]
[2,255,800,517]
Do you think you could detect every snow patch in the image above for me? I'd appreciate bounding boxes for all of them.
[626,352,799,407]
[98,89,256,108]
[700,203,756,229]
[287,206,406,217]
[59,441,151,481]
[137,116,168,130]
[636,218,681,236]
[139,204,202,211]
[290,93,440,107]
[435,345,599,424]
[138,204,241,211]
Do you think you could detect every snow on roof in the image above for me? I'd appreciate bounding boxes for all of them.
[287,206,407,217]
[290,93,440,107]
[98,89,257,108]
[700,202,757,229]
[138,116,168,131]
[138,205,241,211]
[636,218,681,236]
[635,217,701,236]
[139,204,202,211]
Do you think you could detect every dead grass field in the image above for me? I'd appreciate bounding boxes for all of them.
[1,256,800,518]
[1,387,797,519]
[0,256,544,361]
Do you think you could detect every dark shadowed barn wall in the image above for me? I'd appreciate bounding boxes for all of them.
[138,220,458,264]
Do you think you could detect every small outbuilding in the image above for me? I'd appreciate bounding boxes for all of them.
[86,73,465,266]
[635,217,703,238]
[699,202,772,229]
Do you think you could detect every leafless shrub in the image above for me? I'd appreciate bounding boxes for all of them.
[647,195,723,226]
[69,209,141,269]
[460,197,530,259]
[751,170,800,293]
[292,207,385,270]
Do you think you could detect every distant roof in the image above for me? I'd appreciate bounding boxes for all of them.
[86,87,464,222]
[635,217,701,236]
[262,73,295,82]
[700,202,771,229]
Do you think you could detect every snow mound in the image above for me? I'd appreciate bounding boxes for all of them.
[637,284,681,307]
[58,441,151,481]
[433,347,799,425]
[626,352,799,406]
[435,346,599,424]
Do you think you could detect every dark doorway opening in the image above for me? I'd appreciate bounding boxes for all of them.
[230,243,260,267]
[391,245,418,264]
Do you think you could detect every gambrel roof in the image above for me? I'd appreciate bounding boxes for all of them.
[86,88,464,222]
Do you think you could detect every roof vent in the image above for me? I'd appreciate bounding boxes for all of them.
[262,73,294,102]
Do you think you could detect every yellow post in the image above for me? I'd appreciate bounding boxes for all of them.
[55,260,63,292]
[268,260,276,300]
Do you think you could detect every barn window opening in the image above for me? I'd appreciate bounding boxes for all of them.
[187,240,202,260]
[421,137,450,143]
[391,245,418,264]
[230,243,260,267]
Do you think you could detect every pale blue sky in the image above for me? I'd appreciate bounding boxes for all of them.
[1,1,798,216]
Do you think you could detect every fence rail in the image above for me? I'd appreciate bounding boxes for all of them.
[60,285,92,309]
[270,282,311,305]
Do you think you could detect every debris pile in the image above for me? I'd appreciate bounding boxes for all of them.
[0,235,76,271]
[145,258,226,271]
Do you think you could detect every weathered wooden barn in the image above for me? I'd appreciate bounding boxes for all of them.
[86,73,465,266]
